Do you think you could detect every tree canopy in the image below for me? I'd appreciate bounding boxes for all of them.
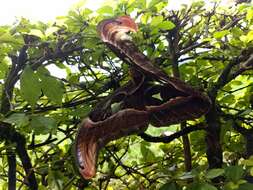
[0,0,253,189]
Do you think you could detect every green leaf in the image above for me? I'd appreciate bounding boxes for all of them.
[4,113,29,128]
[239,183,253,190]
[225,165,244,182]
[97,6,113,16]
[213,30,229,39]
[150,16,163,26]
[190,182,217,190]
[191,1,205,8]
[0,181,8,190]
[81,8,93,16]
[41,77,64,104]
[141,12,151,24]
[148,0,166,8]
[20,66,41,107]
[29,29,44,38]
[140,143,155,162]
[0,32,23,45]
[45,27,59,37]
[48,170,64,190]
[178,172,195,180]
[199,183,217,190]
[111,102,122,113]
[239,109,252,116]
[157,21,175,30]
[245,31,253,43]
[230,80,243,86]
[70,106,92,117]
[242,157,253,166]
[38,66,50,75]
[221,94,235,104]
[206,168,224,179]
[36,164,49,175]
[0,57,9,79]
[160,182,178,190]
[250,167,253,176]
[38,67,64,104]
[129,0,147,9]
[246,9,253,21]
[31,116,57,135]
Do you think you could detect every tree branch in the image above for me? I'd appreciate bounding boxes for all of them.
[179,41,208,56]
[229,54,253,80]
[7,147,16,190]
[232,121,248,135]
[0,43,38,189]
[139,123,206,143]
[209,57,239,98]
[0,122,38,190]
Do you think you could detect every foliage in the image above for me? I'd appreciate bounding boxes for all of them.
[0,0,253,189]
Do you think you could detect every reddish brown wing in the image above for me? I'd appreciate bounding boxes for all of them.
[97,16,211,123]
[97,16,170,82]
[75,16,211,180]
[76,109,149,179]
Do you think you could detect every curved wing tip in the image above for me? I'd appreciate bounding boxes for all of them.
[80,169,96,179]
[116,15,138,31]
[97,15,138,41]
